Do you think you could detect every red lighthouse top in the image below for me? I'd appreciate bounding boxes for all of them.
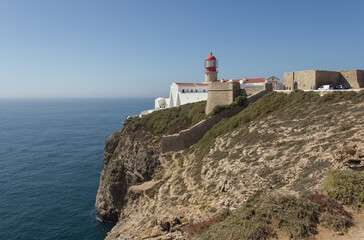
[206,52,216,60]
[205,52,217,72]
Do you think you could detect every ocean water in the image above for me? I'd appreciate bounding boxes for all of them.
[0,98,154,240]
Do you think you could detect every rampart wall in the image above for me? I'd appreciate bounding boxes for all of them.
[284,69,364,90]
[162,85,272,153]
[205,82,240,115]
[283,70,316,90]
[340,70,364,89]
[316,70,341,88]
[241,87,264,96]
[161,106,242,153]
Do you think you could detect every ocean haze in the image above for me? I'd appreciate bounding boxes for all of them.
[0,98,154,239]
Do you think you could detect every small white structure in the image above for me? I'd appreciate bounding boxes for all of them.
[218,78,267,89]
[155,82,209,109]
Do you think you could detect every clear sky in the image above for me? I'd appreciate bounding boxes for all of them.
[1,0,363,98]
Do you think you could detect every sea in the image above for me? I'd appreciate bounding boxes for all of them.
[0,98,154,240]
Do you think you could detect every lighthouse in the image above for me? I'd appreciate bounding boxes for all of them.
[204,52,218,83]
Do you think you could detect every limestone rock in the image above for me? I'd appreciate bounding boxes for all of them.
[95,123,161,222]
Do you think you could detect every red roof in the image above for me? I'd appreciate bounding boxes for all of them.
[206,52,216,60]
[176,83,208,87]
[244,78,266,84]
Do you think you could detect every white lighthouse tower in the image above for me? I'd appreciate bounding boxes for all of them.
[204,52,218,83]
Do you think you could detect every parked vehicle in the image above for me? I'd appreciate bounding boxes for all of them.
[318,85,334,90]
[334,85,349,89]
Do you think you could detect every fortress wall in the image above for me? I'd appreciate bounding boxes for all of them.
[283,72,294,89]
[285,69,364,90]
[295,70,316,90]
[283,70,316,90]
[162,87,272,153]
[161,106,242,153]
[241,87,264,96]
[357,70,364,88]
[205,82,240,115]
[316,70,341,88]
[340,70,364,89]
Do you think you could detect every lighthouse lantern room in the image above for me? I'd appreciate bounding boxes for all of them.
[204,52,218,83]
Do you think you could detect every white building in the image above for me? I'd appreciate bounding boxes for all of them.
[154,77,273,110]
[155,82,209,109]
[140,53,283,117]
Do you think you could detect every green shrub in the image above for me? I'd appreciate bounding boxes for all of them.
[210,101,238,116]
[310,193,352,232]
[235,95,248,106]
[200,194,321,240]
[131,101,207,134]
[351,90,364,103]
[321,169,364,206]
[198,192,354,239]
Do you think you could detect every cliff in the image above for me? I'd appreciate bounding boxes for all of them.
[95,123,161,222]
[95,101,207,222]
[96,91,364,239]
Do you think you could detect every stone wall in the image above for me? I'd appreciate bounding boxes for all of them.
[161,106,242,153]
[357,70,364,88]
[283,72,294,90]
[283,70,316,90]
[340,70,364,89]
[205,82,240,115]
[284,69,364,90]
[316,70,341,88]
[162,86,272,153]
[241,87,264,96]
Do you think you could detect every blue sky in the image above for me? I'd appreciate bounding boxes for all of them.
[0,0,363,98]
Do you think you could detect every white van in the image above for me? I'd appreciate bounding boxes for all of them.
[317,85,334,90]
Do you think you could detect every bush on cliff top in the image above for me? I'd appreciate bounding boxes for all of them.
[321,169,364,206]
[197,190,353,240]
[200,194,320,240]
[209,95,248,116]
[131,101,207,134]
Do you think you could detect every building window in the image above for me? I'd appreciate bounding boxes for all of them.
[182,89,185,93]
[203,89,205,92]
[195,89,197,92]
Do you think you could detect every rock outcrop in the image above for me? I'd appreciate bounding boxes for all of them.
[332,138,364,171]
[95,123,161,222]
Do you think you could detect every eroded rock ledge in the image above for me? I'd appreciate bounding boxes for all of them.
[95,123,161,222]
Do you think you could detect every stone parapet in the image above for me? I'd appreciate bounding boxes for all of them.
[205,81,241,115]
[162,87,272,153]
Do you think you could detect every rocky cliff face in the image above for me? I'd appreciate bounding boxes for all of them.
[95,123,161,222]
[96,92,364,239]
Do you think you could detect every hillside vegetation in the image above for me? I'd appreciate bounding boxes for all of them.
[195,169,363,240]
[129,101,207,134]
[191,90,364,180]
[102,90,364,240]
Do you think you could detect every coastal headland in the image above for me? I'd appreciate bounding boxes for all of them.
[96,90,364,239]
